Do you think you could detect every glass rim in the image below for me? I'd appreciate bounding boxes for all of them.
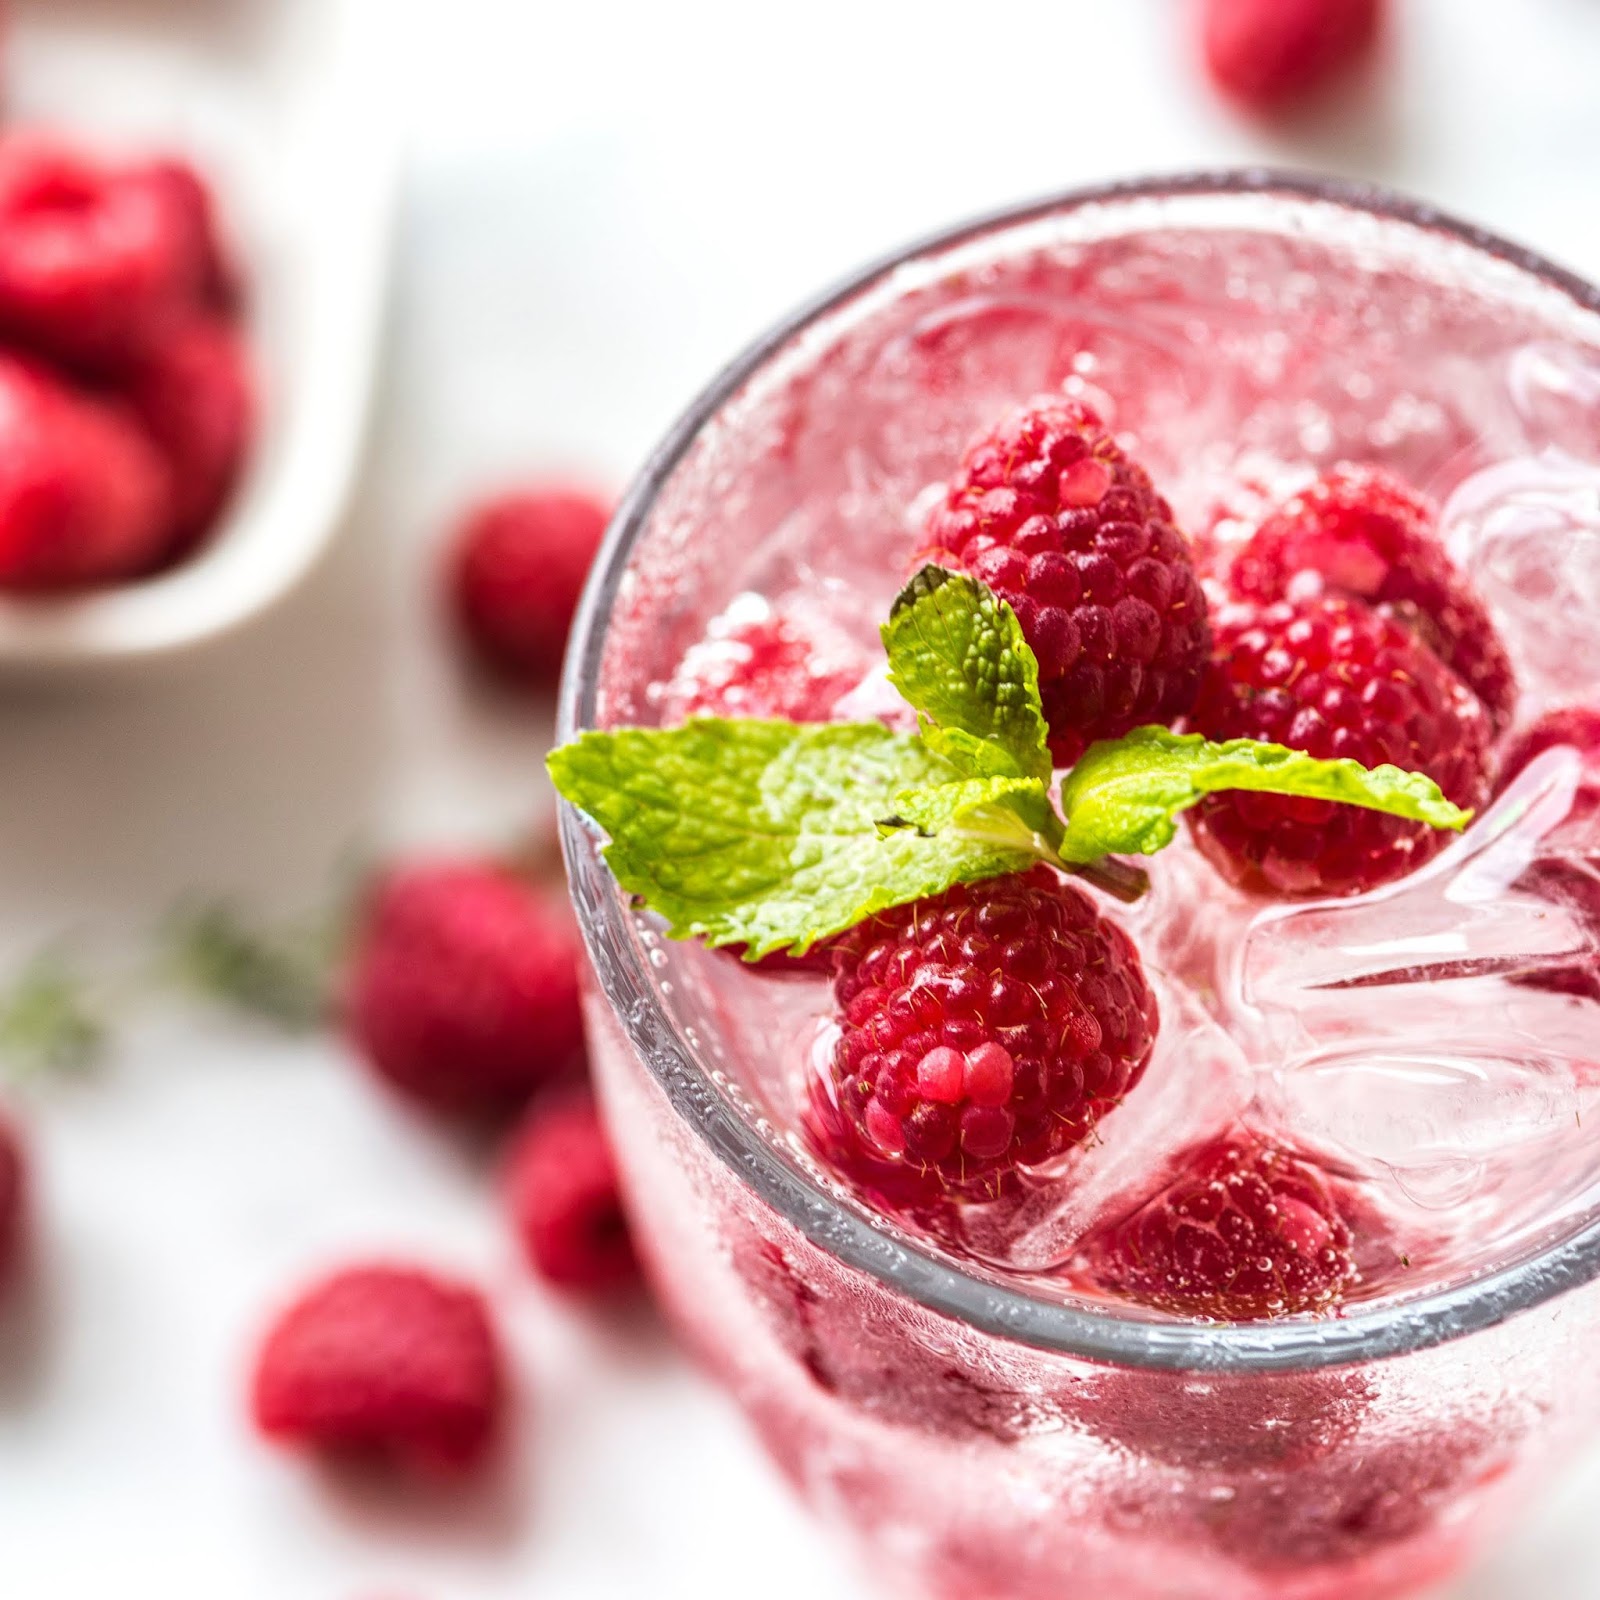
[558,167,1600,1373]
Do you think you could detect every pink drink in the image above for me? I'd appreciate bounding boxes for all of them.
[560,177,1600,1599]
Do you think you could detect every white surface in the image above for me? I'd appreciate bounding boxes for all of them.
[5,0,1600,1595]
[0,0,396,668]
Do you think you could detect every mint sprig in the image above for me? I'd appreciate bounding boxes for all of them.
[549,567,1473,956]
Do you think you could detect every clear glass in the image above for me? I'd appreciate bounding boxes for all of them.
[559,174,1600,1600]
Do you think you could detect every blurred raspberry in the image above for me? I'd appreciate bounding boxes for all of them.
[1200,0,1383,115]
[0,352,174,591]
[0,1111,26,1292]
[919,398,1210,767]
[663,608,870,724]
[1187,597,1491,898]
[1230,464,1518,731]
[123,314,254,562]
[123,157,241,311]
[1081,1132,1358,1320]
[252,1264,503,1471]
[503,1089,639,1293]
[0,136,203,370]
[345,861,586,1117]
[448,486,612,688]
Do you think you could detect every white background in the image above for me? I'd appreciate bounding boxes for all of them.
[4,1,1600,1595]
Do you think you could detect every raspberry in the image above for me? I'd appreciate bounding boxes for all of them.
[1081,1133,1358,1320]
[0,1111,26,1292]
[123,158,240,312]
[251,1264,503,1471]
[919,400,1210,767]
[502,1088,639,1293]
[1500,704,1600,791]
[1200,0,1383,115]
[1187,597,1491,897]
[0,137,203,370]
[0,353,174,591]
[815,866,1158,1205]
[345,861,586,1116]
[448,486,611,688]
[663,609,867,724]
[1230,464,1518,731]
[123,314,254,562]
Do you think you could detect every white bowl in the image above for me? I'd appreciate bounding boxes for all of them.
[0,0,397,670]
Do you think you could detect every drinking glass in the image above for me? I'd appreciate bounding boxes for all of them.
[558,172,1600,1600]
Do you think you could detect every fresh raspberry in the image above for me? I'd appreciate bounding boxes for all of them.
[919,399,1210,767]
[1081,1133,1358,1320]
[0,1111,26,1292]
[251,1264,503,1471]
[814,866,1158,1206]
[448,486,611,688]
[1500,704,1600,792]
[1187,597,1491,897]
[123,157,240,312]
[122,314,253,563]
[1200,0,1383,115]
[0,353,174,592]
[1230,464,1518,731]
[345,861,586,1116]
[663,610,868,724]
[0,137,203,370]
[503,1088,639,1293]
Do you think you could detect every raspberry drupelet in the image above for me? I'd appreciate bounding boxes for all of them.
[1187,596,1491,898]
[1229,464,1518,732]
[1081,1133,1358,1320]
[817,866,1158,1206]
[920,399,1211,767]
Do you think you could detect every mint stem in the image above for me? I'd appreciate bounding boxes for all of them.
[1068,855,1150,904]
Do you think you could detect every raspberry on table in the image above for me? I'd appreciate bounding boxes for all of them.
[503,1088,639,1293]
[1200,0,1383,115]
[1229,464,1518,731]
[345,860,586,1117]
[251,1264,503,1471]
[122,313,254,563]
[919,399,1210,767]
[0,353,174,591]
[0,1111,26,1292]
[1081,1133,1358,1320]
[1187,596,1491,898]
[448,486,612,688]
[814,865,1158,1206]
[0,137,203,370]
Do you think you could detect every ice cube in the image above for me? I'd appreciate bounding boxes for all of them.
[1442,450,1600,702]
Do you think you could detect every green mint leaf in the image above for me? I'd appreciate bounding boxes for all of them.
[0,955,105,1079]
[885,774,1056,849]
[548,719,1039,957]
[1057,726,1473,863]
[883,565,1052,782]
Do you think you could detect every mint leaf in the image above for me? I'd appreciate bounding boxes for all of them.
[1057,726,1473,864]
[883,565,1052,782]
[885,774,1056,848]
[549,719,1038,956]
